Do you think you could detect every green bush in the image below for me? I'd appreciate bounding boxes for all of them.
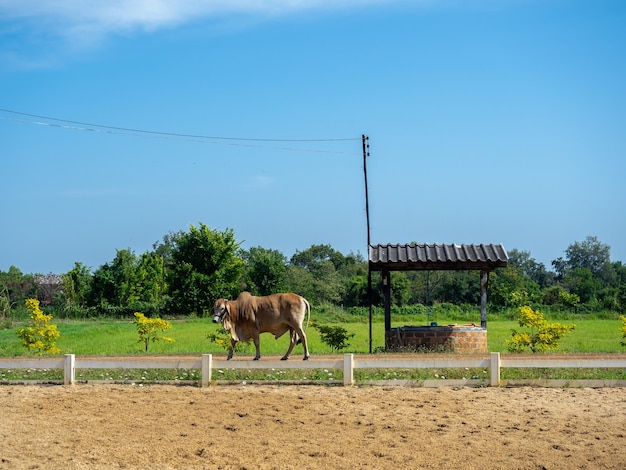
[133,312,174,352]
[507,305,575,353]
[16,299,61,355]
[312,323,355,352]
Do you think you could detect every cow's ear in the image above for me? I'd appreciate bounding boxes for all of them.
[224,300,230,315]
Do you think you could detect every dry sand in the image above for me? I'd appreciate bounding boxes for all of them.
[1,383,625,469]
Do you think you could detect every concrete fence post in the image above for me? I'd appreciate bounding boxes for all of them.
[490,352,501,387]
[201,354,212,388]
[64,354,75,385]
[344,354,354,386]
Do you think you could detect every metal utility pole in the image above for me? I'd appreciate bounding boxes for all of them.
[362,134,372,353]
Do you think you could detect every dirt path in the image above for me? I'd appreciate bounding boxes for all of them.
[1,384,625,469]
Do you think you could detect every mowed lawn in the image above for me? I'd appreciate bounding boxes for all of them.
[0,317,623,357]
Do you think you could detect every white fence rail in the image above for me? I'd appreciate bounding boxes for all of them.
[1,353,625,387]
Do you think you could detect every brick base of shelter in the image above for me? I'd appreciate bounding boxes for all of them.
[385,325,487,353]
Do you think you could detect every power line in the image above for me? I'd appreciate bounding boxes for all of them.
[0,108,360,143]
[0,115,359,155]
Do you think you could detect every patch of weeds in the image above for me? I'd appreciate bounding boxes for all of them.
[354,367,489,381]
[379,344,455,354]
[212,368,342,382]
[74,368,203,382]
[501,368,626,381]
[0,368,63,381]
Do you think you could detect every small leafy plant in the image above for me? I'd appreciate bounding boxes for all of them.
[312,322,354,352]
[207,329,232,351]
[133,312,174,352]
[620,316,626,347]
[207,328,249,354]
[16,298,61,355]
[507,305,575,353]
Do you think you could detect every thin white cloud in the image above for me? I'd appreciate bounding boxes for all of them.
[1,0,525,69]
[0,0,536,38]
[62,187,130,197]
[0,1,409,37]
[248,175,275,190]
[0,0,413,67]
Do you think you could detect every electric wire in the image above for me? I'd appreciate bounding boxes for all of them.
[0,108,360,143]
[0,115,358,154]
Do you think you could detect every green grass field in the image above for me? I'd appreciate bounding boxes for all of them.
[0,317,623,357]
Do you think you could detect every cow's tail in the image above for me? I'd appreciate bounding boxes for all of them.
[296,298,311,345]
[303,298,311,332]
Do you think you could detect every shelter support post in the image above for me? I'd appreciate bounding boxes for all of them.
[382,270,391,332]
[480,270,489,328]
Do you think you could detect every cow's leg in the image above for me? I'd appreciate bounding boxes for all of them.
[294,324,310,360]
[253,333,261,360]
[227,339,237,360]
[281,330,297,360]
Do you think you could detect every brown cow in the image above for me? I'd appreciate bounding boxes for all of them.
[211,291,310,361]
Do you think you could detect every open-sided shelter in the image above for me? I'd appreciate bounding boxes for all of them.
[369,243,508,351]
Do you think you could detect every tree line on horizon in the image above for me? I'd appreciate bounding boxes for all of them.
[1,224,625,318]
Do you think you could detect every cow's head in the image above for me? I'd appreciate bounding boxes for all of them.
[211,298,229,324]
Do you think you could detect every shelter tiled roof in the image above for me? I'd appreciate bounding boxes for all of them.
[369,243,508,271]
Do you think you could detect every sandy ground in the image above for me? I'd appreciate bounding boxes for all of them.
[0,384,625,469]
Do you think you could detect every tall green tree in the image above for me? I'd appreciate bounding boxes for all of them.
[344,274,368,307]
[0,266,37,314]
[437,271,480,305]
[508,249,554,288]
[617,285,626,314]
[390,272,411,306]
[90,249,138,307]
[288,244,344,304]
[62,262,92,309]
[135,252,167,304]
[407,271,445,305]
[290,244,338,272]
[551,237,618,308]
[242,247,287,295]
[553,236,612,281]
[562,267,601,304]
[87,249,167,315]
[336,252,370,306]
[165,224,244,316]
[111,249,140,305]
[489,264,541,308]
[89,262,116,308]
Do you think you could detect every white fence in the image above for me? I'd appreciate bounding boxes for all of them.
[1,353,625,388]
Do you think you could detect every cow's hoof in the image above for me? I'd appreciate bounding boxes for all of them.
[253,357,260,361]
[280,356,289,361]
[303,356,309,361]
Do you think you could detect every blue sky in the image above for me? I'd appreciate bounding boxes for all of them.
[1,0,625,275]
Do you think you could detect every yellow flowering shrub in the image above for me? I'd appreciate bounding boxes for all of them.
[507,305,575,353]
[133,312,174,352]
[16,298,61,355]
[207,329,232,351]
[620,316,626,347]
